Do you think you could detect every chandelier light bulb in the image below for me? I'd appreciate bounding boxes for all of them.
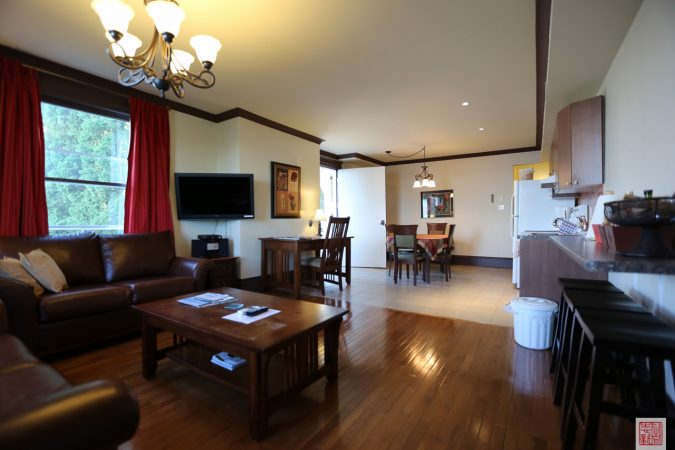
[170,49,195,74]
[110,32,142,57]
[146,0,185,41]
[91,0,134,36]
[190,35,222,67]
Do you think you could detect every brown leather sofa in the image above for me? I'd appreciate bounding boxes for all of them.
[0,299,140,449]
[0,231,213,356]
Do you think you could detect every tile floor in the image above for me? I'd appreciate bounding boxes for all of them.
[318,264,519,327]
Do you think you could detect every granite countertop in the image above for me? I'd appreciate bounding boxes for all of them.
[548,235,675,275]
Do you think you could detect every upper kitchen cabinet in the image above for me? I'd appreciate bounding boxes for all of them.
[551,96,605,192]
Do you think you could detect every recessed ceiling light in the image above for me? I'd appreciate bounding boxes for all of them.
[478,127,485,131]
[461,101,470,107]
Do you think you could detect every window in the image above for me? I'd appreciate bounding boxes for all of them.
[319,166,337,217]
[41,103,130,235]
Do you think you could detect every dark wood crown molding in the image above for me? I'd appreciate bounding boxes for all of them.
[0,45,218,122]
[0,44,324,145]
[383,146,539,166]
[216,107,323,144]
[335,153,386,166]
[535,0,552,150]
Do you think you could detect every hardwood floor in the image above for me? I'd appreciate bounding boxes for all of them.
[51,267,633,449]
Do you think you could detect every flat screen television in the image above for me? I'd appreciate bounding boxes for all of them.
[174,173,254,220]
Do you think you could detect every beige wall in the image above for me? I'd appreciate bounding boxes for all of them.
[169,111,223,257]
[597,0,675,323]
[236,119,320,278]
[170,112,320,279]
[385,151,540,258]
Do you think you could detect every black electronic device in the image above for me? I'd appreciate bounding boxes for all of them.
[175,173,254,220]
[198,234,222,240]
[243,306,269,316]
[191,237,229,258]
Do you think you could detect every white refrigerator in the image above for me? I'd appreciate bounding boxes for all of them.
[510,177,575,287]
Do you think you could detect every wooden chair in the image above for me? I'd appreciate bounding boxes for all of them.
[429,224,455,281]
[389,224,428,286]
[426,222,448,234]
[301,216,350,295]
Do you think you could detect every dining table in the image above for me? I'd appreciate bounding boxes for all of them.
[386,233,452,260]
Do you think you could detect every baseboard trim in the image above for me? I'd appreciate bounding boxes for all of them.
[452,255,513,269]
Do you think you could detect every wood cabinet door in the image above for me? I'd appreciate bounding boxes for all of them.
[571,96,604,187]
[556,106,572,189]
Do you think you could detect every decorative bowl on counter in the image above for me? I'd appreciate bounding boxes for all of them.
[604,197,675,226]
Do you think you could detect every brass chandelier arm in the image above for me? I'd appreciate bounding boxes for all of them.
[107,30,161,72]
[105,29,216,96]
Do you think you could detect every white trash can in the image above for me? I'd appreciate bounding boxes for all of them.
[505,297,558,350]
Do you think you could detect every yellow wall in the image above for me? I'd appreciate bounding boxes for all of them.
[512,161,550,180]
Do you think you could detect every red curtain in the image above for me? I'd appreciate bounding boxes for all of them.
[124,97,174,234]
[0,57,49,237]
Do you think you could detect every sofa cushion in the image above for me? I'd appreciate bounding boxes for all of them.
[113,276,194,304]
[0,233,105,286]
[39,286,132,323]
[0,343,70,414]
[0,335,39,371]
[0,257,45,297]
[99,232,175,283]
[20,250,68,293]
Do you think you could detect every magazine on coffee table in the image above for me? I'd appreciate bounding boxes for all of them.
[178,293,235,308]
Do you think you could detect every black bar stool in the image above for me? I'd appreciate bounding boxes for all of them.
[550,279,623,375]
[562,309,675,450]
[554,289,650,407]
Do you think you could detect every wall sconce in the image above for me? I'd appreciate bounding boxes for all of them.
[308,208,327,236]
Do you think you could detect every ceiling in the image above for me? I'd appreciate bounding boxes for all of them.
[0,1,645,163]
[0,0,538,161]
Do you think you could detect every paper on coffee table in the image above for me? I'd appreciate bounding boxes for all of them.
[222,309,281,324]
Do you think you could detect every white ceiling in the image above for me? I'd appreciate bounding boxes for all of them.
[1,0,537,160]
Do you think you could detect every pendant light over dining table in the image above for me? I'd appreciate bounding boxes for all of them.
[385,146,437,188]
[91,0,222,98]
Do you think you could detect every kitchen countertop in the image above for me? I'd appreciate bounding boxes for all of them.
[548,235,675,275]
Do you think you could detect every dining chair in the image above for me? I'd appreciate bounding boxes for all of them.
[389,224,429,286]
[430,224,455,281]
[301,216,350,295]
[426,222,448,234]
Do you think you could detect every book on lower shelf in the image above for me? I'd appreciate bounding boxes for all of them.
[210,351,247,371]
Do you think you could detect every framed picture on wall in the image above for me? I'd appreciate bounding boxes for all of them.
[271,161,301,218]
[421,189,454,218]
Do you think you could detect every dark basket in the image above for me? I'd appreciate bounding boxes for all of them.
[604,197,675,226]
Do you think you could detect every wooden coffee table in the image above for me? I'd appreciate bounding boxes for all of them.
[133,288,348,440]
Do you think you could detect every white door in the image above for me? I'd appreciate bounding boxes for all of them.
[338,166,387,268]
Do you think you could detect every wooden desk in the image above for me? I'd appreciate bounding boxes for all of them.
[134,288,348,440]
[259,236,352,299]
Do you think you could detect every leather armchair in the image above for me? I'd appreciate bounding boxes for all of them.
[0,299,140,450]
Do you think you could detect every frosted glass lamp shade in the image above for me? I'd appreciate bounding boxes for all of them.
[91,0,134,35]
[427,179,436,188]
[190,35,222,65]
[413,180,422,188]
[313,209,327,221]
[110,33,142,57]
[146,0,185,39]
[170,49,194,74]
[421,178,430,187]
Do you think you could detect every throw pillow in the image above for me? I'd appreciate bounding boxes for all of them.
[0,257,45,297]
[19,249,69,293]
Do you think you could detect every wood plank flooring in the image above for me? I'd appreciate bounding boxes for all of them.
[51,291,633,449]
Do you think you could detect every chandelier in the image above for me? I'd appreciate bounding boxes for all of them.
[91,0,222,98]
[385,146,437,188]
